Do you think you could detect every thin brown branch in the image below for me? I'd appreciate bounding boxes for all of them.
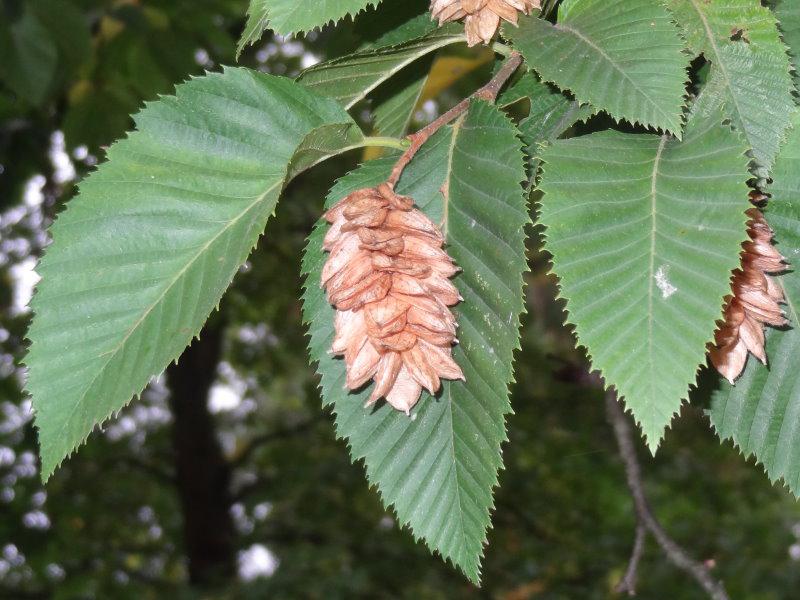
[116,455,175,485]
[615,523,646,595]
[230,416,323,468]
[604,391,729,600]
[386,51,523,187]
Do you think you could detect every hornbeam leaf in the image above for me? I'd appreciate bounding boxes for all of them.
[538,109,751,450]
[238,0,381,51]
[238,0,271,55]
[774,0,800,87]
[500,73,596,178]
[298,25,464,109]
[287,122,365,180]
[667,0,796,175]
[710,115,800,496]
[359,9,439,49]
[372,65,430,138]
[0,6,58,106]
[26,68,360,480]
[505,0,689,136]
[301,101,527,582]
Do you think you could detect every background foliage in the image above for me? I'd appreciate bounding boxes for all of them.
[2,0,800,598]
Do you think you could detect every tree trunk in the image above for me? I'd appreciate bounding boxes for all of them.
[166,320,236,586]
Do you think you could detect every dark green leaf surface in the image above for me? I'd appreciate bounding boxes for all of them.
[26,68,358,480]
[0,7,58,106]
[506,0,689,135]
[297,25,463,109]
[668,0,796,175]
[302,101,527,582]
[710,115,800,496]
[538,110,751,449]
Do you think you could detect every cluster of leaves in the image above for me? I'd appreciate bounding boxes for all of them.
[20,0,800,585]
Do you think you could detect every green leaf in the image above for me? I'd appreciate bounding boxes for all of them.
[774,0,800,87]
[361,11,439,49]
[667,0,796,174]
[709,115,800,496]
[0,7,58,106]
[238,0,270,54]
[500,73,596,177]
[371,61,431,138]
[505,0,689,135]
[238,0,382,52]
[26,68,360,480]
[298,25,464,109]
[28,0,91,75]
[301,101,528,582]
[538,109,751,449]
[286,122,364,180]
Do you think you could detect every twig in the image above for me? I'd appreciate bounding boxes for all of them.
[115,455,175,485]
[230,416,323,468]
[386,51,523,187]
[605,391,729,600]
[615,523,646,595]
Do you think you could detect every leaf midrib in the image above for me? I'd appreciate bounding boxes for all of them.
[55,179,281,441]
[646,135,668,418]
[686,0,748,142]
[440,115,466,237]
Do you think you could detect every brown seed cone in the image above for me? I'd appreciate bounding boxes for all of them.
[709,202,788,383]
[430,0,541,46]
[321,183,465,414]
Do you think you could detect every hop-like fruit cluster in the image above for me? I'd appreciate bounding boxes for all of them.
[430,0,541,46]
[709,204,788,383]
[321,183,465,413]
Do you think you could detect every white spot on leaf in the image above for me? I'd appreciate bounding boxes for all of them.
[654,265,677,299]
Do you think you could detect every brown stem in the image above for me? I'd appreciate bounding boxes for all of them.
[386,51,523,187]
[604,391,729,600]
[615,523,646,595]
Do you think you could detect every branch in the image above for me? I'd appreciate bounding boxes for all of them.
[615,523,646,595]
[118,455,176,485]
[604,391,729,600]
[386,51,523,187]
[230,416,323,468]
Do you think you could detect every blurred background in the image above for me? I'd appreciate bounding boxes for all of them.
[1,0,799,598]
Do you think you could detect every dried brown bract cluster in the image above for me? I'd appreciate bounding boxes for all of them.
[710,201,788,383]
[321,183,465,414]
[430,0,541,46]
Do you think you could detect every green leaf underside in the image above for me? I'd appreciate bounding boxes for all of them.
[668,0,796,174]
[362,12,439,49]
[298,25,464,109]
[26,68,358,480]
[301,101,527,582]
[238,0,381,51]
[505,0,689,136]
[286,122,365,181]
[372,67,429,138]
[238,0,271,55]
[710,115,800,496]
[775,0,800,86]
[538,110,751,450]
